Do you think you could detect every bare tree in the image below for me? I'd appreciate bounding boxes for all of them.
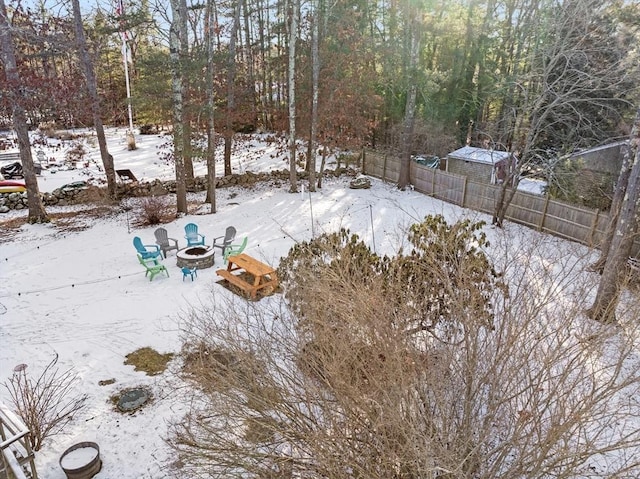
[306,0,319,193]
[588,106,640,323]
[287,0,298,193]
[0,0,48,223]
[169,0,188,215]
[590,108,640,272]
[70,0,117,198]
[492,0,637,227]
[398,5,420,191]
[204,0,217,214]
[223,0,241,177]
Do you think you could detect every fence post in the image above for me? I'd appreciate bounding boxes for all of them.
[588,209,600,247]
[432,168,437,197]
[461,176,468,207]
[382,154,388,182]
[538,195,550,232]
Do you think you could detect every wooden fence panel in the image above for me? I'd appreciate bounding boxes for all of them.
[542,201,599,246]
[363,149,640,255]
[505,190,549,230]
[411,162,436,196]
[433,170,465,205]
[464,181,498,214]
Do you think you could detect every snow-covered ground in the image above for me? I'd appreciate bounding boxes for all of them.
[0,128,633,478]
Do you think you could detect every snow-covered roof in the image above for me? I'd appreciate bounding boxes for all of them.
[447,146,512,165]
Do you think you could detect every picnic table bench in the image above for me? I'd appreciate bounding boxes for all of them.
[116,169,138,182]
[0,152,20,162]
[216,253,278,299]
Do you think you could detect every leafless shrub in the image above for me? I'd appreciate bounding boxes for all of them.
[65,141,86,163]
[168,217,640,478]
[132,196,173,226]
[3,354,87,451]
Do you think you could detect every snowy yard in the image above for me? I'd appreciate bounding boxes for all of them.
[1,129,638,478]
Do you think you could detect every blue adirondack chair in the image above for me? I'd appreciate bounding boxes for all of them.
[133,236,163,261]
[223,236,248,264]
[184,223,205,246]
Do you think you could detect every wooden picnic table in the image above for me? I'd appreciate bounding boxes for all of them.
[216,253,278,299]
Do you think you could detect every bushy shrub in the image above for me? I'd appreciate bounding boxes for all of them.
[169,217,640,479]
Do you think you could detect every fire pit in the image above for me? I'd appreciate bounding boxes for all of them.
[176,246,215,269]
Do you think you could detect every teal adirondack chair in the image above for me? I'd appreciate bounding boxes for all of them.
[184,223,205,246]
[223,236,248,264]
[133,236,163,261]
[137,254,169,281]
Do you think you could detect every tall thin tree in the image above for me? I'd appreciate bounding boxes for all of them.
[398,3,420,191]
[70,0,117,198]
[223,0,241,177]
[588,105,640,323]
[589,109,639,272]
[287,0,299,193]
[205,0,217,213]
[0,0,49,223]
[307,0,319,192]
[169,0,188,214]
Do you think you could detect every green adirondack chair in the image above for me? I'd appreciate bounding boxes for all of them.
[223,236,248,264]
[137,254,170,281]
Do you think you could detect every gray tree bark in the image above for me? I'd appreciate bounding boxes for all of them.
[398,13,419,191]
[70,0,116,198]
[588,106,640,323]
[223,0,241,177]
[169,0,188,214]
[205,0,217,213]
[307,0,319,193]
[589,109,640,272]
[0,0,49,223]
[287,0,299,193]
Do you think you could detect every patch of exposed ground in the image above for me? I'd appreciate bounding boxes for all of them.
[0,205,119,243]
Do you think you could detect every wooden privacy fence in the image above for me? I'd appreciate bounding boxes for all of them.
[363,149,640,255]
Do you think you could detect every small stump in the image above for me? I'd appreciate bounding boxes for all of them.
[59,442,102,479]
[117,388,150,412]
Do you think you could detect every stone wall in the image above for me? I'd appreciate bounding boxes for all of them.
[0,168,353,213]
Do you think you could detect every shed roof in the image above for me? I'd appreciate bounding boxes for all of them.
[566,140,627,158]
[447,146,512,165]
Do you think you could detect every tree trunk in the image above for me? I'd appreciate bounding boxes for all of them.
[180,0,193,184]
[169,0,188,214]
[241,0,257,125]
[205,0,217,213]
[70,0,116,198]
[589,108,640,272]
[588,141,640,323]
[307,0,319,192]
[224,0,241,177]
[398,13,420,190]
[588,105,640,323]
[0,0,49,223]
[287,0,299,193]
